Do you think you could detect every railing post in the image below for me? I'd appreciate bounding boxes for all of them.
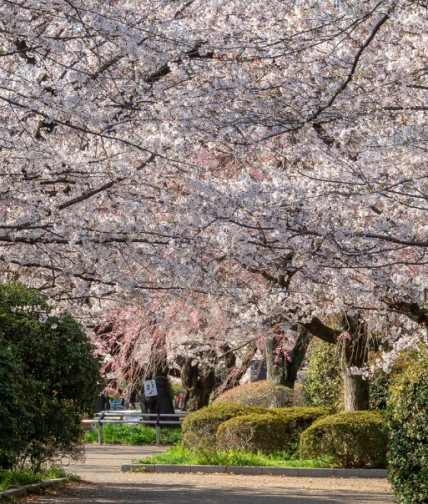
[156,413,161,446]
[98,412,105,445]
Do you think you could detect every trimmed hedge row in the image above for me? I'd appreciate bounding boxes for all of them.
[182,401,389,468]
[181,402,267,449]
[299,410,388,468]
[216,406,331,453]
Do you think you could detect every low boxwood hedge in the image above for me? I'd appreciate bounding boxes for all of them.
[216,406,331,453]
[299,410,388,468]
[181,402,267,449]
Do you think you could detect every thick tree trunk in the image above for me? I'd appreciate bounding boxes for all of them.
[266,324,311,389]
[181,357,216,411]
[343,373,370,411]
[139,334,175,415]
[339,314,370,411]
[140,374,175,415]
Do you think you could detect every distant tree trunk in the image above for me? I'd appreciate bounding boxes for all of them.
[284,324,312,389]
[266,335,286,385]
[338,314,370,411]
[139,334,175,415]
[213,340,258,399]
[140,374,175,415]
[266,324,312,389]
[303,313,370,411]
[181,355,216,411]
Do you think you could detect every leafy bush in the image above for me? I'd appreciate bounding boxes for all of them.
[386,348,428,504]
[0,343,29,470]
[299,410,388,468]
[303,339,343,411]
[213,380,303,408]
[0,283,100,470]
[217,406,331,453]
[181,402,266,449]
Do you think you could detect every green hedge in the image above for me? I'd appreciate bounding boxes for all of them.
[216,406,330,454]
[299,411,388,468]
[387,349,428,504]
[213,380,304,408]
[181,402,266,449]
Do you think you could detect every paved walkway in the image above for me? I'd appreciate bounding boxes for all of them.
[27,445,396,504]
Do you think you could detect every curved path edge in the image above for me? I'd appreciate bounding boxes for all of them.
[0,478,68,500]
[122,463,388,478]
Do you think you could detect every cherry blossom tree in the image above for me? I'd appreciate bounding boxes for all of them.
[94,294,262,411]
[1,0,427,410]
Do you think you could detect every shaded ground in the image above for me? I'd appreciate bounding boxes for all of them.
[23,445,396,504]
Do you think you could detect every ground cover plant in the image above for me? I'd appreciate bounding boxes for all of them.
[134,444,333,468]
[85,425,182,445]
[0,466,70,492]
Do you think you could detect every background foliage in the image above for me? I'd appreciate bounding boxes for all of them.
[302,339,343,411]
[387,347,428,504]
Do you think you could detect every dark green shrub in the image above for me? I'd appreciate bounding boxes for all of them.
[0,283,100,470]
[386,348,428,504]
[299,410,388,468]
[217,406,330,454]
[303,339,343,411]
[181,402,266,448]
[213,380,304,408]
[0,343,29,469]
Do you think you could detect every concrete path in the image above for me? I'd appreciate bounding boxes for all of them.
[27,445,396,504]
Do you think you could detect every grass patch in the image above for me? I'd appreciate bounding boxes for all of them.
[0,466,68,491]
[85,424,182,445]
[134,444,333,468]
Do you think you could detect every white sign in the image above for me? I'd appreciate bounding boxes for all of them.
[143,379,158,397]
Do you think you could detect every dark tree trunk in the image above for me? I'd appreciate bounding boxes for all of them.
[266,324,312,389]
[338,314,370,411]
[139,334,175,415]
[213,340,258,399]
[266,336,286,386]
[181,356,216,411]
[140,374,175,415]
[284,324,312,389]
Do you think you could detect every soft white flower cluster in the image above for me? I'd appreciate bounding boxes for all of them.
[0,0,426,365]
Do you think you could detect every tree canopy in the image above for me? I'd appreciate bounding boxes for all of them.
[1,0,427,371]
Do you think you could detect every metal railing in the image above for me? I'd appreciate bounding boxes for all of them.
[82,410,189,445]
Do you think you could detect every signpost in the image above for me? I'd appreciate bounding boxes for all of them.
[143,379,158,397]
